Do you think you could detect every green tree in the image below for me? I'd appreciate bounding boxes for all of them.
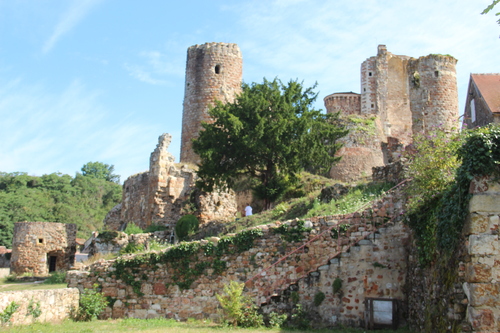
[193,78,348,209]
[80,162,120,183]
[482,0,500,25]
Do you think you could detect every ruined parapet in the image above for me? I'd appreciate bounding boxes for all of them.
[10,222,77,275]
[408,54,459,134]
[324,92,361,115]
[180,42,243,164]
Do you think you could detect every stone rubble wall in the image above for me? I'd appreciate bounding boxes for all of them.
[68,190,406,326]
[0,288,79,326]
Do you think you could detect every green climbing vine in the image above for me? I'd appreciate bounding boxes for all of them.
[406,125,500,266]
[113,228,263,293]
[272,220,312,242]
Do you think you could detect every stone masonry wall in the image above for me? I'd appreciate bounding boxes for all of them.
[0,288,79,325]
[463,176,500,332]
[68,189,406,327]
[10,222,77,276]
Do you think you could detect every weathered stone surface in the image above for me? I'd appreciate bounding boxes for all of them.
[469,234,498,255]
[0,288,79,326]
[466,263,492,283]
[469,194,500,213]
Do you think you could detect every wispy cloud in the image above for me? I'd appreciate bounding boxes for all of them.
[124,43,186,85]
[42,0,103,54]
[0,78,160,179]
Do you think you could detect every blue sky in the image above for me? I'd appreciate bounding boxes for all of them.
[0,0,499,182]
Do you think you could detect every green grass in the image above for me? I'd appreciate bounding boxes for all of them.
[1,318,414,333]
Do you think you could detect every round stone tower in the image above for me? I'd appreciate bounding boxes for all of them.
[180,42,243,164]
[408,54,459,134]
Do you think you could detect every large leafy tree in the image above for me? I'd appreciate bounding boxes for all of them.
[81,161,120,183]
[193,78,348,209]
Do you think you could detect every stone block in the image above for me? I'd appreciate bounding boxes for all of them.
[467,283,500,307]
[464,213,489,235]
[465,263,492,283]
[468,307,495,331]
[469,194,500,213]
[469,234,498,255]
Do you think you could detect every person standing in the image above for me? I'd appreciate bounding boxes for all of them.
[245,204,253,217]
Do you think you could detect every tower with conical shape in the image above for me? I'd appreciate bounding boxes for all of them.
[180,42,243,164]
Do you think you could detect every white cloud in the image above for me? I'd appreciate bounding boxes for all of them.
[42,0,103,54]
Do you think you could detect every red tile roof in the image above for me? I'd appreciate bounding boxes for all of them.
[472,74,500,113]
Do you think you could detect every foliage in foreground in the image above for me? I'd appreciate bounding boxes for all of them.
[193,78,348,209]
[216,281,263,327]
[71,285,108,321]
[405,125,500,266]
[482,0,500,25]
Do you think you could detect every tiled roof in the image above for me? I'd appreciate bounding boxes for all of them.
[472,74,500,113]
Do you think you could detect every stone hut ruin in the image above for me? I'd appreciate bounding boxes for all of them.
[10,222,77,275]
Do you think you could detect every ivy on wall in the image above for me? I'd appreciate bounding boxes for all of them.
[113,228,264,293]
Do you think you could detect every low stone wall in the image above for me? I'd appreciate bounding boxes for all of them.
[0,288,79,325]
[68,190,407,327]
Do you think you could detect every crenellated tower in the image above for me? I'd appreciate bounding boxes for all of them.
[180,42,243,164]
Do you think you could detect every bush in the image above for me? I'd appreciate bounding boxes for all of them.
[175,214,199,241]
[71,284,108,321]
[119,241,145,255]
[144,224,167,233]
[44,271,66,284]
[216,280,263,327]
[124,223,143,235]
[314,291,325,306]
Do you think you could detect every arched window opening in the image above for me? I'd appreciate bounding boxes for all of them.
[215,64,221,74]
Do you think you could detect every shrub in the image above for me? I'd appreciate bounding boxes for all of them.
[314,291,325,306]
[44,271,67,284]
[216,280,263,327]
[267,311,288,328]
[333,277,342,294]
[119,241,145,255]
[71,284,108,321]
[144,224,167,233]
[124,223,143,235]
[26,299,41,319]
[175,214,199,241]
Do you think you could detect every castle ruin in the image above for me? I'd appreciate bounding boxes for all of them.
[325,45,459,182]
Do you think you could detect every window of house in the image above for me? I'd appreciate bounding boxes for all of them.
[470,99,476,123]
[215,65,221,74]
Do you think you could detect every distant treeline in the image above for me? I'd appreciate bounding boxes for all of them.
[0,168,122,247]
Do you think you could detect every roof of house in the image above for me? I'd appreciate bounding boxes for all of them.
[471,74,500,113]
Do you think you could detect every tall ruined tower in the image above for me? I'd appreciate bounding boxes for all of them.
[180,42,243,164]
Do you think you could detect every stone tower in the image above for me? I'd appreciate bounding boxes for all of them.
[180,42,243,164]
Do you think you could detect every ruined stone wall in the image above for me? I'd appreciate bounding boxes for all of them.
[69,190,406,327]
[104,134,238,232]
[329,115,385,182]
[180,42,243,164]
[0,288,79,325]
[10,222,77,275]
